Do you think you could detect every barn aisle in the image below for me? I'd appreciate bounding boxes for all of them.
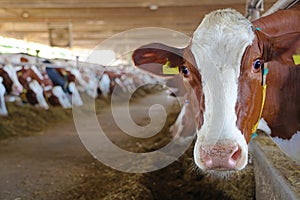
[0,92,177,199]
[0,91,255,200]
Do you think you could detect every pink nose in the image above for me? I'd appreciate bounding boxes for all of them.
[200,143,242,170]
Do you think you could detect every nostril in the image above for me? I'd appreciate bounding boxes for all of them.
[202,154,213,168]
[231,147,242,161]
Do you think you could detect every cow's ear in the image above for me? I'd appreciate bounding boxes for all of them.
[256,30,300,64]
[132,43,184,77]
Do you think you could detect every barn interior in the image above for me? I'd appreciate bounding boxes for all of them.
[0,0,299,200]
[0,0,285,58]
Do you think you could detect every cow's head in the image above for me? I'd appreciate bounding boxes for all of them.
[68,82,83,106]
[98,73,111,97]
[3,65,23,95]
[132,9,300,172]
[51,86,72,108]
[17,67,49,110]
[28,80,49,110]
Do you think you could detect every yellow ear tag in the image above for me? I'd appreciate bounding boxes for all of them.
[162,60,179,75]
[292,54,300,65]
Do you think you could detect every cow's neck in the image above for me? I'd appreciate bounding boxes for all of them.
[262,62,300,139]
[253,9,300,35]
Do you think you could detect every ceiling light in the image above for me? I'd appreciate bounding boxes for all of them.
[148,4,159,11]
[21,11,30,18]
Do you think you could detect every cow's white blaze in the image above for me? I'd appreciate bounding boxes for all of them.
[70,68,88,86]
[98,73,111,97]
[68,82,83,106]
[29,80,49,110]
[31,65,44,81]
[86,77,99,98]
[52,86,72,109]
[190,9,255,170]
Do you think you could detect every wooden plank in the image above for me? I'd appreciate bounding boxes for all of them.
[0,5,246,21]
[0,0,276,8]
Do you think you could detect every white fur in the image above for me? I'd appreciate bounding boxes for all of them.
[29,80,49,110]
[44,85,53,92]
[190,9,255,170]
[85,77,98,98]
[68,82,83,106]
[70,68,88,86]
[272,131,300,164]
[98,73,111,97]
[31,65,44,81]
[0,77,8,116]
[52,86,72,109]
[257,118,271,135]
[115,77,127,93]
[121,74,136,93]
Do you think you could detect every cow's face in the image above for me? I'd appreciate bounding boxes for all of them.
[51,86,72,108]
[188,9,257,171]
[132,9,277,172]
[29,80,49,110]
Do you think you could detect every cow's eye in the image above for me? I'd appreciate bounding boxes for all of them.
[181,66,189,77]
[252,59,262,73]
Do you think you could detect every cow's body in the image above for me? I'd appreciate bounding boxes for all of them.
[132,8,300,172]
[245,10,300,161]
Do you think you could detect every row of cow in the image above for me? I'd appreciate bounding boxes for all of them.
[0,53,161,116]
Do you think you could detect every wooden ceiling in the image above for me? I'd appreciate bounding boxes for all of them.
[0,0,278,52]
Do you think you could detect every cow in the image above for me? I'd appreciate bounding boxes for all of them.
[0,77,8,116]
[17,66,49,110]
[169,96,196,143]
[0,65,23,96]
[17,58,72,109]
[132,8,300,172]
[68,68,99,99]
[97,71,129,97]
[41,70,72,109]
[43,60,83,106]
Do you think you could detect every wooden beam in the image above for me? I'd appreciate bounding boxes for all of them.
[0,0,274,8]
[0,5,247,21]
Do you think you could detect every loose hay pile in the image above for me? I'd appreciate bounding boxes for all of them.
[61,89,255,200]
[60,144,255,200]
[0,102,72,139]
[0,97,108,140]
